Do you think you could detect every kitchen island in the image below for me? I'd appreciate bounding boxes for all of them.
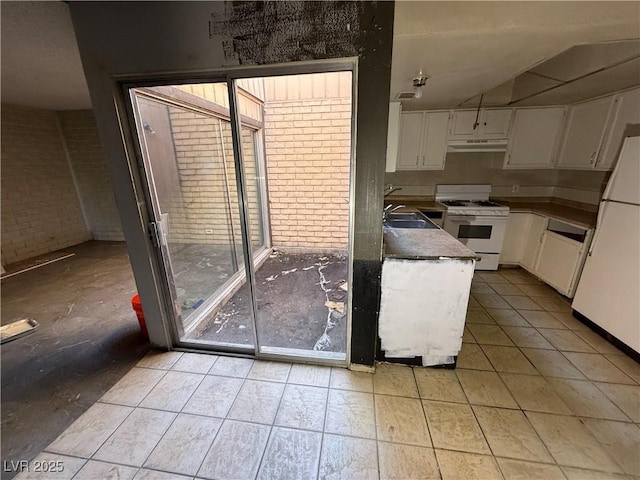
[379,223,477,367]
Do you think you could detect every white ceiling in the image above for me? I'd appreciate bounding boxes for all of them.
[1,1,639,112]
[393,1,640,110]
[1,1,91,110]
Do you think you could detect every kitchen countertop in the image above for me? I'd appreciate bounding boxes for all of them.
[386,196,598,228]
[495,200,598,228]
[383,226,478,260]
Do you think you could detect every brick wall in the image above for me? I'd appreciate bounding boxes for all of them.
[58,110,124,241]
[137,97,263,254]
[263,72,352,252]
[1,104,90,264]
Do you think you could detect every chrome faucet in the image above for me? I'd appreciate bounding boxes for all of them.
[384,185,402,197]
[383,204,405,221]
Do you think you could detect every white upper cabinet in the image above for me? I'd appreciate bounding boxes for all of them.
[556,96,615,169]
[504,107,566,169]
[397,111,450,170]
[595,88,640,171]
[387,90,634,173]
[422,112,450,169]
[449,109,512,139]
[481,109,513,137]
[385,102,402,173]
[397,112,423,169]
[449,110,478,138]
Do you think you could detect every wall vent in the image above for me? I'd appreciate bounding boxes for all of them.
[395,91,415,100]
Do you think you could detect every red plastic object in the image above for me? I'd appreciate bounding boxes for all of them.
[131,294,149,340]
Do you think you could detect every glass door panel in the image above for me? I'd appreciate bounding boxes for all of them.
[131,89,255,350]
[239,73,351,361]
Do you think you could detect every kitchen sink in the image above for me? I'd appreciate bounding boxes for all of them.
[384,210,438,229]
[384,218,438,229]
[386,212,424,221]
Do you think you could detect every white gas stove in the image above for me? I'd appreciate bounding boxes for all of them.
[438,199,509,217]
[435,185,509,216]
[436,185,510,270]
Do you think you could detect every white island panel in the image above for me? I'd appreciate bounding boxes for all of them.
[379,258,474,366]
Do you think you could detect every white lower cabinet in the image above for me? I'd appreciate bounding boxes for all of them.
[500,212,531,264]
[535,231,583,296]
[521,214,548,272]
[501,212,592,297]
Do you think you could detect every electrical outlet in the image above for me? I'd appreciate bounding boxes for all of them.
[205,229,214,234]
[512,184,520,193]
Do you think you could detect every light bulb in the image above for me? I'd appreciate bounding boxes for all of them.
[414,88,423,99]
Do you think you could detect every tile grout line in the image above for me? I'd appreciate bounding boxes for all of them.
[44,365,173,467]
[53,439,628,479]
[315,367,334,480]
[194,359,255,480]
[42,402,135,460]
[371,369,382,480]
[32,274,639,479]
[136,367,215,477]
[476,272,576,473]
[103,365,169,406]
[452,366,503,463]
[410,367,433,448]
[480,280,634,474]
[251,362,293,480]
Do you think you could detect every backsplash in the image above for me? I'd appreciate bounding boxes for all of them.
[554,169,610,205]
[385,152,610,205]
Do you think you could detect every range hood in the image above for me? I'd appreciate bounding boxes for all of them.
[447,138,509,152]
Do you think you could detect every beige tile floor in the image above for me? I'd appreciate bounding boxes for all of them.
[16,269,640,480]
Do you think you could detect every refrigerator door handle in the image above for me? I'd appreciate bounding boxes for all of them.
[588,201,608,256]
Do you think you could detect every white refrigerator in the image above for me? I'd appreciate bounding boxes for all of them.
[572,134,640,353]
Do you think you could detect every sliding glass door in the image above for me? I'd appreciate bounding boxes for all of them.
[129,74,350,364]
[131,84,266,352]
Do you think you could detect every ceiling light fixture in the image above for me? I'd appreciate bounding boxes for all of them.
[413,70,429,99]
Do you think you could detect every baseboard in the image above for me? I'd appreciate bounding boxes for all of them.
[572,310,640,363]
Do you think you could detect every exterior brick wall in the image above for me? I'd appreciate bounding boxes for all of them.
[1,104,90,264]
[136,97,264,256]
[57,110,124,241]
[263,72,352,252]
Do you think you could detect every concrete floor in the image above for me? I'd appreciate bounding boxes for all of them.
[169,243,237,320]
[1,241,150,480]
[188,252,348,354]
